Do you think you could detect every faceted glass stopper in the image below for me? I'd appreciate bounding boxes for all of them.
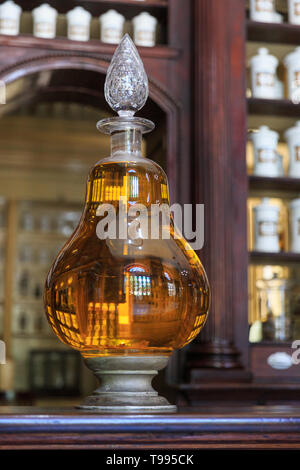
[104,33,149,116]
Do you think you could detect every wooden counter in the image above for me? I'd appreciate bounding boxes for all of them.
[0,406,300,449]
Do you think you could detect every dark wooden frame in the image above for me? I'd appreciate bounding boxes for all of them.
[183,0,249,385]
[1,406,300,449]
[5,0,297,404]
[0,53,181,200]
[0,2,192,206]
[182,0,300,403]
[0,0,192,388]
[0,0,259,395]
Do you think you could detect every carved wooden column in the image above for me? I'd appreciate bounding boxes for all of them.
[186,0,250,382]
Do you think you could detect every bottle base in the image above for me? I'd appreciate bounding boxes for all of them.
[77,355,177,413]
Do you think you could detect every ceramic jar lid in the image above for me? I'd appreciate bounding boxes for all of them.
[284,120,300,139]
[284,46,300,67]
[99,9,125,26]
[273,12,283,23]
[254,197,279,213]
[132,12,157,29]
[67,6,91,24]
[256,276,293,290]
[250,125,279,144]
[32,3,57,21]
[0,0,21,17]
[250,47,278,68]
[290,196,300,209]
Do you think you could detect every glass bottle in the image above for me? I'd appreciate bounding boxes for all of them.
[44,35,210,412]
[256,274,293,342]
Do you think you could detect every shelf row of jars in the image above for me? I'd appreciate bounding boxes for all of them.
[249,0,284,24]
[17,269,45,300]
[18,244,59,266]
[0,200,6,306]
[12,305,52,336]
[249,0,300,25]
[251,196,300,252]
[30,354,80,393]
[0,304,3,336]
[0,197,6,230]
[249,122,300,177]
[249,46,300,102]
[0,1,159,47]
[20,209,81,236]
[248,265,300,343]
[0,270,44,307]
[0,270,4,301]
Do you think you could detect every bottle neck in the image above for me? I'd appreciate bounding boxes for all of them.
[111,128,143,157]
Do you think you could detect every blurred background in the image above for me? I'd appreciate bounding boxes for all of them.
[2,0,300,408]
[0,0,169,406]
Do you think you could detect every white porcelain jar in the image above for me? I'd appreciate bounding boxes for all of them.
[66,6,91,42]
[275,78,284,99]
[132,12,157,47]
[254,198,280,252]
[284,121,300,177]
[273,12,284,23]
[32,3,57,39]
[99,9,125,44]
[290,197,300,252]
[250,48,278,99]
[288,0,300,24]
[0,0,22,36]
[284,47,300,103]
[250,126,283,177]
[249,0,275,22]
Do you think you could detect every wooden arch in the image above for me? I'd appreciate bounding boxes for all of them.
[0,53,180,201]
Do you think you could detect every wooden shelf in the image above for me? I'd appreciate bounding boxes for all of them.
[13,298,44,305]
[249,175,300,192]
[18,230,68,241]
[0,34,178,60]
[250,341,293,347]
[178,382,300,391]
[12,334,56,340]
[17,1,168,16]
[2,406,300,449]
[250,251,300,263]
[247,19,300,45]
[84,0,168,6]
[248,97,300,117]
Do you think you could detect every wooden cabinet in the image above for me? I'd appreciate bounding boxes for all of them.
[181,0,249,385]
[246,8,300,386]
[1,405,300,449]
[179,0,300,405]
[0,0,193,398]
[1,0,298,404]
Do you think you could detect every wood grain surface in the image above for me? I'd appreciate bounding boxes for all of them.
[0,406,300,449]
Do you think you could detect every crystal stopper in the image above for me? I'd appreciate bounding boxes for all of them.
[104,34,149,117]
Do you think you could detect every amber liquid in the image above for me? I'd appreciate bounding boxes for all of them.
[44,157,210,357]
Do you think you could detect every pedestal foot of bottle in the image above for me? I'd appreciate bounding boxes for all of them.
[77,355,177,413]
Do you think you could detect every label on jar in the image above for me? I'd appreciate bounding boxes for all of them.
[297,218,300,235]
[267,352,293,370]
[69,25,89,41]
[295,146,300,161]
[257,148,277,163]
[295,2,300,15]
[35,22,55,35]
[256,72,275,87]
[293,71,300,91]
[136,30,155,46]
[255,0,274,12]
[102,27,122,43]
[258,220,277,236]
[0,18,17,33]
